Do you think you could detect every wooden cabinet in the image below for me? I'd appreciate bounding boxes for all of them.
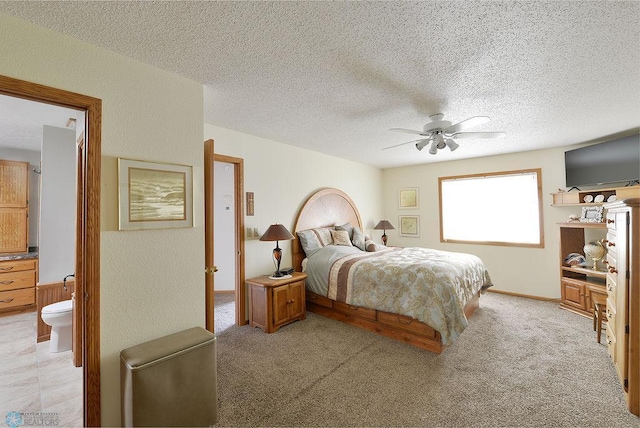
[0,258,37,314]
[551,185,640,206]
[604,198,639,416]
[558,222,608,315]
[248,272,306,333]
[0,160,29,253]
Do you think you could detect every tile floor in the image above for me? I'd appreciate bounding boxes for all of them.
[0,310,82,427]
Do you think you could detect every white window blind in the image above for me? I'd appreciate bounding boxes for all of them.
[439,169,544,247]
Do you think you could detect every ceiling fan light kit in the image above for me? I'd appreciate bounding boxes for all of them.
[386,113,505,155]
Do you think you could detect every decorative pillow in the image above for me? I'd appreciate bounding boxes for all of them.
[352,227,366,251]
[335,222,354,240]
[365,239,386,252]
[330,229,353,246]
[297,227,333,257]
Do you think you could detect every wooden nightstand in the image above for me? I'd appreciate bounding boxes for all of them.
[247,272,307,333]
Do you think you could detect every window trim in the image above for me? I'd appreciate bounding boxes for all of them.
[438,168,544,248]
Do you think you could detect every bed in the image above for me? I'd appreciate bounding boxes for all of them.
[292,188,492,353]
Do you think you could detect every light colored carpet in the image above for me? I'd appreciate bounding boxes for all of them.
[213,292,639,427]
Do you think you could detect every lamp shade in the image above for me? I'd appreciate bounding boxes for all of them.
[259,224,295,242]
[374,220,395,230]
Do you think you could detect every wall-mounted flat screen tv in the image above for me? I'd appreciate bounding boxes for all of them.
[565,134,640,188]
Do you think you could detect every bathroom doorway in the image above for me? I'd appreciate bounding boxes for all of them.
[0,75,101,426]
[204,140,246,333]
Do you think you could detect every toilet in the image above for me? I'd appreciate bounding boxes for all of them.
[41,299,73,352]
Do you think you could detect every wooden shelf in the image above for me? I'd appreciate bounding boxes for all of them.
[557,222,607,229]
[551,185,640,206]
[562,265,607,278]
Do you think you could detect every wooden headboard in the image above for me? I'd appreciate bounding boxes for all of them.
[292,188,362,272]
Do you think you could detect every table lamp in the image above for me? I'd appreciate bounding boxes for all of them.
[259,223,295,278]
[373,220,394,246]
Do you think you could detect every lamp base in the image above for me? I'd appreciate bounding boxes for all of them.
[269,274,292,280]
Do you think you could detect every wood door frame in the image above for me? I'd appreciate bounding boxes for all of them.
[204,139,247,328]
[213,153,246,325]
[0,75,101,426]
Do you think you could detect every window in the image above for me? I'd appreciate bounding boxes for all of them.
[438,169,544,247]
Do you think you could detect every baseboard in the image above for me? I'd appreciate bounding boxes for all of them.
[488,288,561,303]
[214,290,235,295]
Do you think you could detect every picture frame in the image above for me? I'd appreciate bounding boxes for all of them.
[399,187,419,209]
[580,206,604,223]
[118,158,193,230]
[399,215,420,237]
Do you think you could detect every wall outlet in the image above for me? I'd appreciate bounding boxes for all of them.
[253,227,259,238]
[246,227,253,238]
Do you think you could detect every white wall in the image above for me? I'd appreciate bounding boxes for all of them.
[0,147,40,247]
[0,13,204,425]
[39,125,76,284]
[204,124,383,280]
[213,161,235,291]
[383,145,587,299]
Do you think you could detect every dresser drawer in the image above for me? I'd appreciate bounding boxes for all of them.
[333,301,377,321]
[606,213,616,230]
[305,290,333,309]
[0,270,35,292]
[0,259,36,273]
[606,297,616,331]
[606,276,616,297]
[378,311,438,339]
[605,229,617,255]
[0,287,35,310]
[606,324,616,358]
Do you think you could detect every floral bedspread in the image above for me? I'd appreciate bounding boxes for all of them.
[327,247,492,345]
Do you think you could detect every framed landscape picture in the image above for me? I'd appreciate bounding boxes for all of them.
[399,187,418,209]
[118,158,193,230]
[399,215,420,237]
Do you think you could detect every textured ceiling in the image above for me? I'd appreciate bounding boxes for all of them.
[0,1,638,168]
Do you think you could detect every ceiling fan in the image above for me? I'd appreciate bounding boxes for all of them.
[384,113,506,155]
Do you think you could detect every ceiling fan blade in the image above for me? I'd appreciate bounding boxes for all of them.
[451,132,506,140]
[382,138,425,150]
[446,116,490,134]
[389,128,426,135]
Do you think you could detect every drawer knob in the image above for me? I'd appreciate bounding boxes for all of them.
[0,280,15,285]
[0,298,14,303]
[607,219,615,224]
[0,267,14,271]
[609,266,618,274]
[607,241,615,247]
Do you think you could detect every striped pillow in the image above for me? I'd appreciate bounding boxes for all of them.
[297,227,333,257]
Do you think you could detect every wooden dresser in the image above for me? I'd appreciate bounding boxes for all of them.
[604,198,639,416]
[0,258,38,314]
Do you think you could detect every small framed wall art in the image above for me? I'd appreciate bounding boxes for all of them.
[580,206,604,223]
[399,187,419,209]
[399,215,420,237]
[118,158,193,230]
